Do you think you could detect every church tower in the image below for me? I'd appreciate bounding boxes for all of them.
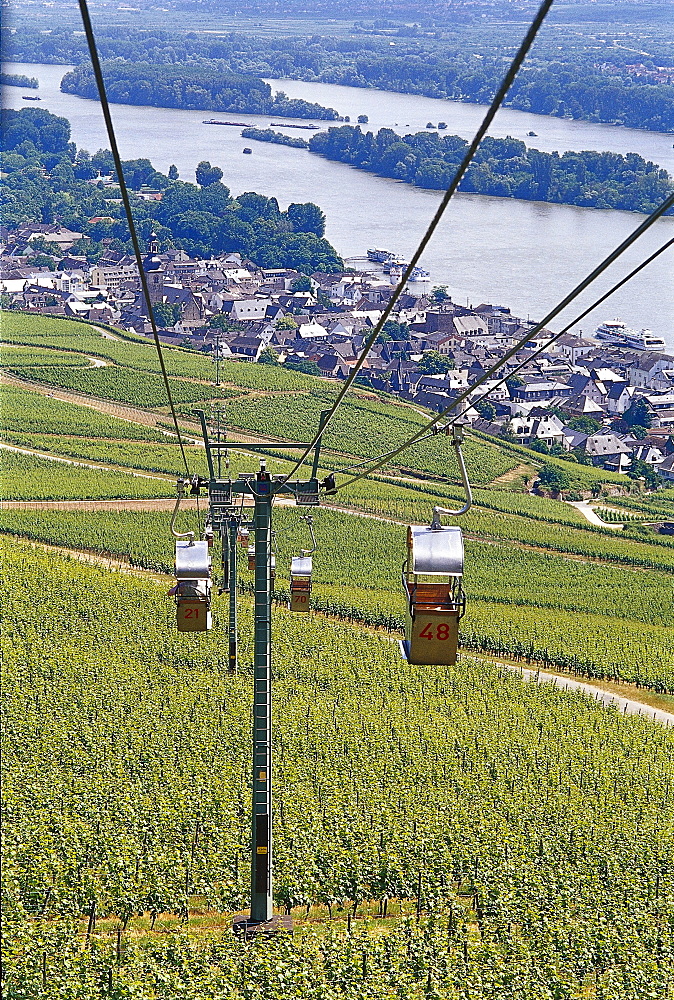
[141,244,164,316]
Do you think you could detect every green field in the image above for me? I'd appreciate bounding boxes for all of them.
[2,310,673,692]
[2,540,673,998]
[2,504,670,690]
[0,449,173,501]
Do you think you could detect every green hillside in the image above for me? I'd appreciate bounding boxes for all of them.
[3,540,673,998]
[2,312,672,690]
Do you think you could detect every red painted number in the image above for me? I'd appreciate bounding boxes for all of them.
[419,622,450,640]
[184,608,199,619]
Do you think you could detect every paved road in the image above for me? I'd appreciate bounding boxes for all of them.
[568,500,623,529]
[502,663,674,727]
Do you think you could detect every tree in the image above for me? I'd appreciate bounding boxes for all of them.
[208,314,242,332]
[237,192,280,223]
[623,397,652,429]
[627,458,659,489]
[290,276,313,293]
[537,463,570,493]
[195,160,223,187]
[2,107,71,154]
[416,350,454,375]
[258,346,279,366]
[380,319,410,341]
[357,114,369,123]
[287,202,326,237]
[284,356,321,376]
[431,285,450,303]
[168,164,179,181]
[567,415,601,434]
[26,254,56,270]
[475,399,496,421]
[572,446,592,465]
[152,302,180,327]
[276,314,298,330]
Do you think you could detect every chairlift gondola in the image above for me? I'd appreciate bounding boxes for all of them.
[174,538,212,631]
[401,521,465,664]
[289,554,312,612]
[401,422,471,665]
[289,514,316,612]
[170,479,213,631]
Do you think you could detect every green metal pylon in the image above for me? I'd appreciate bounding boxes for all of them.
[228,517,238,675]
[250,466,273,922]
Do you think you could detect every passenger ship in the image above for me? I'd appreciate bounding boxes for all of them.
[594,320,666,352]
[367,248,430,282]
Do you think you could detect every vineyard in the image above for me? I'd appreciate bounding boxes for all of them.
[2,541,673,998]
[0,449,173,501]
[2,312,674,997]
[1,505,671,691]
[6,364,235,408]
[1,383,167,440]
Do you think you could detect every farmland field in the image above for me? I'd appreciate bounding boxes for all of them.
[2,540,673,998]
[2,312,673,998]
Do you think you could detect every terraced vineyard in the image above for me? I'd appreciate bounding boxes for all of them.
[2,312,673,998]
[2,541,673,998]
[0,449,173,501]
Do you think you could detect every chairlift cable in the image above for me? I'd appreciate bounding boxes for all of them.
[440,235,674,436]
[281,0,556,484]
[77,0,191,477]
[332,235,674,484]
[333,196,674,491]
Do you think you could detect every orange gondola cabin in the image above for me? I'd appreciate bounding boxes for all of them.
[174,539,212,632]
[402,524,465,665]
[289,555,312,612]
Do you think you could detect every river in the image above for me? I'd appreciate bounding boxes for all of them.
[3,61,673,346]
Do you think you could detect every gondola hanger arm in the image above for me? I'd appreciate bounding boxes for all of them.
[300,514,317,556]
[171,479,195,543]
[431,422,472,522]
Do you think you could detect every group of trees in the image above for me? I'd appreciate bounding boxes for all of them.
[60,63,339,120]
[308,126,673,212]
[6,23,674,131]
[1,108,343,273]
[241,127,309,150]
[1,72,38,88]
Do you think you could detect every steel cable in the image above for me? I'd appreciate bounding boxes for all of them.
[77,0,191,476]
[334,209,674,491]
[281,0,556,483]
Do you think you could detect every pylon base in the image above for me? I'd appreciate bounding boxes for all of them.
[232,914,293,939]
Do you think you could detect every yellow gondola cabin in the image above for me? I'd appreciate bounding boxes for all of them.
[402,524,465,665]
[289,555,312,612]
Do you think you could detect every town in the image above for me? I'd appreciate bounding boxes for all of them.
[2,220,673,485]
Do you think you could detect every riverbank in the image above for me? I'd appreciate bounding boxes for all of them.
[242,124,674,214]
[3,62,673,344]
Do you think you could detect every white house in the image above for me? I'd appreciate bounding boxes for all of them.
[227,297,272,322]
[629,353,674,389]
[584,433,633,470]
[606,383,636,414]
[555,333,597,364]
